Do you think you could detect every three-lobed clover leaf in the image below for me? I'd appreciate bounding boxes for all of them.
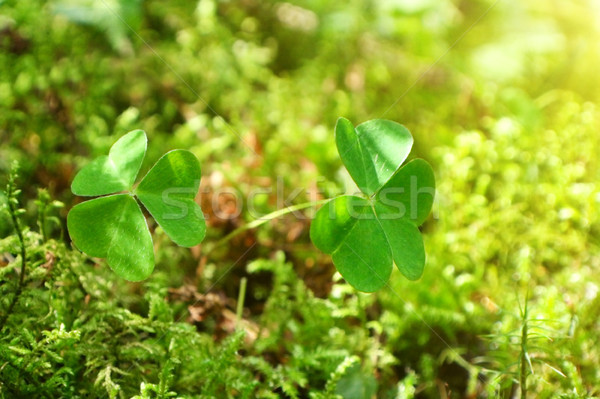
[67,130,206,281]
[310,118,435,292]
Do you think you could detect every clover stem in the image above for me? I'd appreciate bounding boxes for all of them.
[205,199,330,253]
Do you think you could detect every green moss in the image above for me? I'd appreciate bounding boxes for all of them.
[2,0,600,397]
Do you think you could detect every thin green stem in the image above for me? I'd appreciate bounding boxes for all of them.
[38,203,47,242]
[236,277,247,328]
[519,293,530,399]
[205,199,330,254]
[0,184,27,332]
[520,319,528,399]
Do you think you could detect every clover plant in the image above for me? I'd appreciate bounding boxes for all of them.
[309,118,435,292]
[67,130,206,281]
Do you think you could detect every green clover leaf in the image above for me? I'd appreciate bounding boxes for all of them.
[67,194,154,281]
[67,130,206,281]
[135,150,206,247]
[335,118,413,196]
[71,129,147,196]
[310,118,435,292]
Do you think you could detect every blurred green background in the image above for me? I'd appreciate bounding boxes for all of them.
[1,0,600,397]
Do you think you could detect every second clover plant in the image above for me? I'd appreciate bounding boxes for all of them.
[309,118,435,292]
[67,130,206,281]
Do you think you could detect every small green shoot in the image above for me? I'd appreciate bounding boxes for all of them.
[310,118,435,292]
[0,162,27,332]
[67,130,206,281]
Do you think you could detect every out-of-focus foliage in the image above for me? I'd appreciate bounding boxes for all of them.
[1,0,600,397]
